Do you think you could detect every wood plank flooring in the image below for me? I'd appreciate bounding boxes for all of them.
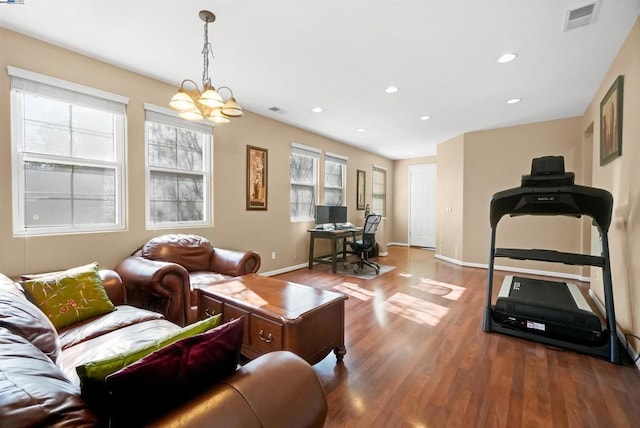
[274,246,640,428]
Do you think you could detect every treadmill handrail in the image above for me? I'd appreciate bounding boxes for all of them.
[494,248,605,267]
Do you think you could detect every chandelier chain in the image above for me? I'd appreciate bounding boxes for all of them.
[201,20,213,88]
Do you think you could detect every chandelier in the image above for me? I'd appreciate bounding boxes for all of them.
[169,10,243,124]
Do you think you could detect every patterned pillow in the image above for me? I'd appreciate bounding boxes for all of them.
[21,262,115,331]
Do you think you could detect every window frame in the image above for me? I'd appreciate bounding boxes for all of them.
[9,66,128,236]
[144,104,213,229]
[372,165,387,217]
[323,152,347,206]
[290,142,320,222]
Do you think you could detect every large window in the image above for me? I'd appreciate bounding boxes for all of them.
[372,166,387,216]
[290,143,320,221]
[9,67,127,236]
[145,104,212,227]
[324,153,347,206]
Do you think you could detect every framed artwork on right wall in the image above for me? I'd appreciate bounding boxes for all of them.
[356,169,366,210]
[600,75,624,166]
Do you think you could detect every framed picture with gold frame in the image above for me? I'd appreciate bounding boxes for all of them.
[600,75,624,166]
[356,169,366,210]
[246,145,268,210]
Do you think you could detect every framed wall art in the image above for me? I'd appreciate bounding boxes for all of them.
[600,75,624,166]
[246,145,268,210]
[356,169,366,210]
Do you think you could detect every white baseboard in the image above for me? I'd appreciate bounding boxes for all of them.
[588,289,639,369]
[387,242,409,247]
[261,262,307,277]
[434,254,591,282]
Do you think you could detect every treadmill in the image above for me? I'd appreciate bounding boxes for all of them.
[482,156,621,364]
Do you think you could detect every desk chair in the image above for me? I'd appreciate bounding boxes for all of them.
[348,214,382,274]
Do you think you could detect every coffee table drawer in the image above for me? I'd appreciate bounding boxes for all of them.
[199,294,223,319]
[250,314,283,353]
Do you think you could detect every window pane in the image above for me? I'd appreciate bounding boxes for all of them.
[176,129,203,171]
[72,131,115,161]
[148,123,177,169]
[325,162,343,188]
[149,171,204,223]
[24,122,71,156]
[179,201,203,222]
[325,188,343,206]
[24,94,70,127]
[24,162,72,197]
[290,184,315,219]
[372,167,386,216]
[74,199,115,224]
[151,201,178,223]
[23,162,115,227]
[73,166,115,199]
[72,105,114,135]
[25,198,71,227]
[291,155,315,184]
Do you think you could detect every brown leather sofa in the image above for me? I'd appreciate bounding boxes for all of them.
[115,234,261,326]
[0,270,327,428]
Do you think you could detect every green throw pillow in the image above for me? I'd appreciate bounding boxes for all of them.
[21,262,115,331]
[76,313,222,384]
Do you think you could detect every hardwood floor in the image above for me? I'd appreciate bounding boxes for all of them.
[274,246,640,428]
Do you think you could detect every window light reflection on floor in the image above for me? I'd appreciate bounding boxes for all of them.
[385,293,449,327]
[334,282,375,301]
[412,278,465,301]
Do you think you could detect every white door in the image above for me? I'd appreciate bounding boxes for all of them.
[409,164,436,248]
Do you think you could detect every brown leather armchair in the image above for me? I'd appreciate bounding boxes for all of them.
[115,234,261,326]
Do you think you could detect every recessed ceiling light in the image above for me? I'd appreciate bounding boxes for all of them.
[311,107,323,113]
[420,115,431,121]
[506,98,521,104]
[498,53,517,63]
[385,86,399,94]
[357,128,366,132]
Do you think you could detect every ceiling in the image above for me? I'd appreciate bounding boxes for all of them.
[1,1,639,160]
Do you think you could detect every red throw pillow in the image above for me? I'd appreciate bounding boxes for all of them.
[106,317,244,427]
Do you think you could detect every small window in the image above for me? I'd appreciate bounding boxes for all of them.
[144,105,212,228]
[290,143,320,221]
[9,67,128,236]
[372,166,387,217]
[324,153,347,206]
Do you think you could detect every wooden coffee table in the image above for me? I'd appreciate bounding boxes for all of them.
[197,273,347,365]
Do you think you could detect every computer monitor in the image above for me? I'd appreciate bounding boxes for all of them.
[315,205,347,225]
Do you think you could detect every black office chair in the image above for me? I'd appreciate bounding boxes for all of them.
[348,214,382,274]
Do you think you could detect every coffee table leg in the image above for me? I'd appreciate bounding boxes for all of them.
[334,346,347,363]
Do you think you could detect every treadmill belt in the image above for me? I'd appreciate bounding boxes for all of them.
[508,276,577,310]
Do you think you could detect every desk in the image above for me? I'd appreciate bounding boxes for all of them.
[308,228,362,273]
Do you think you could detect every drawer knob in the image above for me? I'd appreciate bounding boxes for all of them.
[204,308,216,318]
[258,329,273,343]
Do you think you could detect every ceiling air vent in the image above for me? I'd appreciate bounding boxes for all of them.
[268,106,285,113]
[563,1,599,32]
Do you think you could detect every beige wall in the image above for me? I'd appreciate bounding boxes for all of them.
[462,117,584,275]
[581,16,640,336]
[434,135,464,260]
[0,27,392,278]
[433,118,584,275]
[391,155,437,244]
